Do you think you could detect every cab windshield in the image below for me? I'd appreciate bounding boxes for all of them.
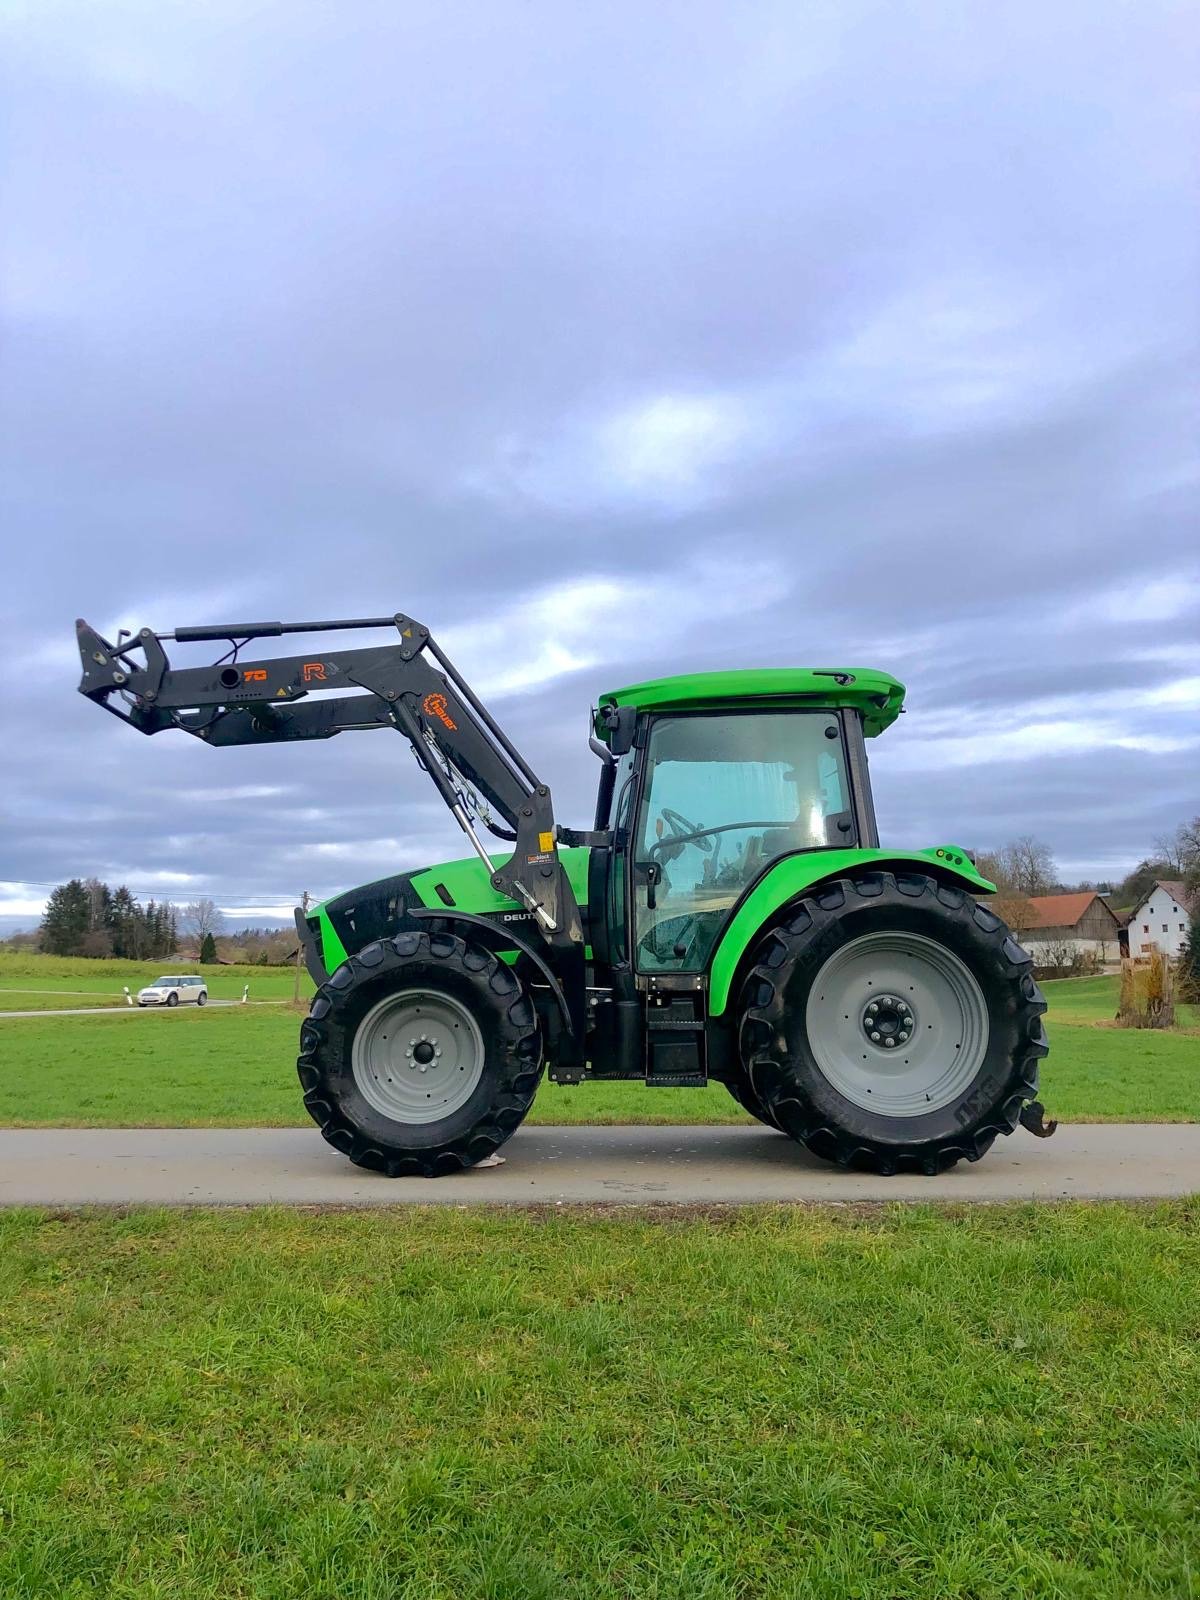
[634,710,851,972]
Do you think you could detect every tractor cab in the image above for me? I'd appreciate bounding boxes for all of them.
[588,668,902,980]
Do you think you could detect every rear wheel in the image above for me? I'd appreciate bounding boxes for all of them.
[738,872,1047,1174]
[722,1073,783,1131]
[297,930,543,1176]
[196,991,207,1007]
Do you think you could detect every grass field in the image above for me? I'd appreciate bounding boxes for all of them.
[2,990,1198,1127]
[2,963,1197,1126]
[0,951,307,1010]
[1043,973,1199,1030]
[0,1202,1196,1599]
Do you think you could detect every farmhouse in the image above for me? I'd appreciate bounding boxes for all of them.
[1019,891,1122,964]
[1126,880,1194,959]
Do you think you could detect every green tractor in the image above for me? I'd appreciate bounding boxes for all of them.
[76,611,1052,1176]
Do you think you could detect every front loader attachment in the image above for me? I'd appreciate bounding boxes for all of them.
[75,612,583,950]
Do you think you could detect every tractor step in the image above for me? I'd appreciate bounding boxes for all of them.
[645,1006,707,1086]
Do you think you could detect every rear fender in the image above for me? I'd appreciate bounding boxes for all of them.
[707,847,994,1017]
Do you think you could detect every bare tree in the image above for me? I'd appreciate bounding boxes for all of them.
[999,836,1057,899]
[989,891,1038,936]
[1152,816,1200,901]
[180,898,223,941]
[1154,831,1187,875]
[82,876,110,931]
[973,850,1010,890]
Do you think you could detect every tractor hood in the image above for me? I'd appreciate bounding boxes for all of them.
[307,846,592,976]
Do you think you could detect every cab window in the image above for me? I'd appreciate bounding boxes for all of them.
[633,711,851,972]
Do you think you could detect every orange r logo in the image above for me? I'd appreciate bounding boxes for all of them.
[302,662,327,683]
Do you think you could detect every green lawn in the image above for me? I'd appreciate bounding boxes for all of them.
[1,1001,1198,1126]
[0,951,309,1010]
[0,1202,1196,1600]
[1043,974,1199,1030]
[0,989,130,1010]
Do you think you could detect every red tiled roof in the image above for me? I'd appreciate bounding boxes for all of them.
[1022,891,1114,930]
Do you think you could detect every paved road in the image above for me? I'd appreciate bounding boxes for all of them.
[0,1124,1195,1207]
[0,1000,285,1018]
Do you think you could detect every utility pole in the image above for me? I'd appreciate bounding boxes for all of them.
[294,890,310,1005]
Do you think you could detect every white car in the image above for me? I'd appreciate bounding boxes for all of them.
[137,975,209,1008]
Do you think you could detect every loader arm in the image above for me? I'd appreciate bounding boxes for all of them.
[75,612,583,949]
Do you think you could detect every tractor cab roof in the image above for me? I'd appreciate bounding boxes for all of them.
[596,667,905,739]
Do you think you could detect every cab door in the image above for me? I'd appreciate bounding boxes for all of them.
[631,709,854,974]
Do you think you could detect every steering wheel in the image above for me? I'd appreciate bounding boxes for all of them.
[655,806,714,855]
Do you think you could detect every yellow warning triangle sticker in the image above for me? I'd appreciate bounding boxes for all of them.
[402,627,413,637]
[276,688,288,698]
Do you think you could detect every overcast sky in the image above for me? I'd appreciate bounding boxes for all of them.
[2,0,1197,932]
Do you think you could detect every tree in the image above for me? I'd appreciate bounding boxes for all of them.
[989,891,1038,936]
[1001,836,1058,898]
[1177,917,1200,1004]
[181,899,223,942]
[40,880,91,955]
[979,838,1057,900]
[1154,817,1200,877]
[1117,857,1174,909]
[83,877,112,935]
[109,885,140,959]
[199,931,218,964]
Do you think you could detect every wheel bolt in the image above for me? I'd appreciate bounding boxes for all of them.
[870,1031,881,1042]
[885,1038,896,1048]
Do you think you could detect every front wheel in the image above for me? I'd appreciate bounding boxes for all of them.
[166,992,179,1008]
[297,931,543,1176]
[738,872,1048,1174]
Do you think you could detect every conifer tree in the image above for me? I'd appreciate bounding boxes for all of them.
[40,880,91,955]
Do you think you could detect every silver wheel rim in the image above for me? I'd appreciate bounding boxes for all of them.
[805,931,990,1118]
[351,988,485,1125]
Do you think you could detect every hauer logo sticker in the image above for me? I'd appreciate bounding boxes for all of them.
[423,692,457,731]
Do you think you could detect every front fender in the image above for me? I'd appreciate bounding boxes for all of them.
[707,846,994,1017]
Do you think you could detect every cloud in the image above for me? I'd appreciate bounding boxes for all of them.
[1,0,1197,925]
[470,391,756,514]
[442,559,787,697]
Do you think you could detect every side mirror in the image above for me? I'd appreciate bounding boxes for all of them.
[599,704,638,756]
